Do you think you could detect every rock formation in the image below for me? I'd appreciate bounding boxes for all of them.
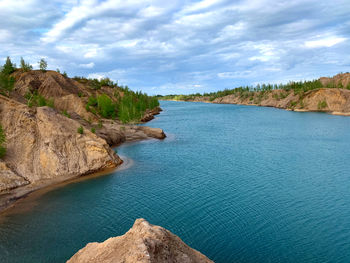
[168,73,350,116]
[67,219,213,263]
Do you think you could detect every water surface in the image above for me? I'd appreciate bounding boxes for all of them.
[1,101,350,262]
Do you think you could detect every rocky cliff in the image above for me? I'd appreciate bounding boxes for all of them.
[0,70,165,211]
[212,88,350,115]
[168,73,350,116]
[67,219,213,263]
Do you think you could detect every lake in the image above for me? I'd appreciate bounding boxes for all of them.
[1,101,350,262]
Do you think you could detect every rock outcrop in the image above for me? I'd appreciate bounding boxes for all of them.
[67,219,213,263]
[164,73,350,116]
[0,161,29,193]
[0,95,121,187]
[96,121,166,146]
[211,88,350,115]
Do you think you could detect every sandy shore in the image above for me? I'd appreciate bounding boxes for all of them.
[0,154,133,215]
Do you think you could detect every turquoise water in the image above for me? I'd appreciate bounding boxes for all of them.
[1,101,350,262]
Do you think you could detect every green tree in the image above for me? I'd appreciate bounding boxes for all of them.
[2,56,15,75]
[97,94,116,118]
[0,73,15,96]
[0,125,6,158]
[20,57,33,72]
[38,58,47,72]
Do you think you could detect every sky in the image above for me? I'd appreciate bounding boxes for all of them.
[1,0,350,95]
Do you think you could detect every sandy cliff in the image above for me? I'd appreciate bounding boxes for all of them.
[173,73,350,116]
[212,88,350,115]
[67,219,213,263]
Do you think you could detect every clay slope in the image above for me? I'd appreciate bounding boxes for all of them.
[0,95,121,194]
[212,88,350,115]
[320,72,350,88]
[67,218,213,263]
[12,70,98,121]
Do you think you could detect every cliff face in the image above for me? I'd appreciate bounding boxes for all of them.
[212,88,350,115]
[67,219,213,263]
[167,73,350,116]
[0,95,121,192]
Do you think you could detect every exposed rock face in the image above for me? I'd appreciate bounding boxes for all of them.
[0,95,121,187]
[141,106,162,122]
[0,161,29,193]
[177,88,350,116]
[320,72,350,88]
[96,121,166,146]
[165,73,350,116]
[67,219,213,263]
[212,88,350,115]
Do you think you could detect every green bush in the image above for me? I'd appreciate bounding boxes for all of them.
[0,125,6,158]
[87,96,97,106]
[62,110,70,118]
[0,73,15,96]
[77,126,84,134]
[97,94,116,119]
[20,57,33,72]
[25,91,55,108]
[318,100,328,110]
[91,127,96,133]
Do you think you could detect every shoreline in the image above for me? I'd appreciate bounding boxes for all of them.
[0,154,134,217]
[161,98,350,117]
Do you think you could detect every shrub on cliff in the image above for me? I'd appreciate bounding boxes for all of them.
[38,58,47,72]
[0,125,6,158]
[20,57,33,72]
[0,73,15,96]
[77,126,84,134]
[318,100,328,110]
[25,91,55,108]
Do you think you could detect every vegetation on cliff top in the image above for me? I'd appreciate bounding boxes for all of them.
[81,76,159,123]
[1,56,160,124]
[158,77,350,102]
[0,57,15,96]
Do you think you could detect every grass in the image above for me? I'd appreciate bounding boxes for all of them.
[77,126,84,134]
[25,91,55,108]
[318,100,328,110]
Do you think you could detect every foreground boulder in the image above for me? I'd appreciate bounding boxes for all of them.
[67,219,213,263]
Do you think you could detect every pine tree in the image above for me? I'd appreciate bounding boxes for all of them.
[20,57,33,72]
[38,58,47,72]
[2,57,15,75]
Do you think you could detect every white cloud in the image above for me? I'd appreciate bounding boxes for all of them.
[304,37,347,48]
[79,62,94,68]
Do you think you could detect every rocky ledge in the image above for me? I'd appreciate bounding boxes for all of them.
[67,218,213,263]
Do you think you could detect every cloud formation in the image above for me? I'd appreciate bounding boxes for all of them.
[1,0,350,94]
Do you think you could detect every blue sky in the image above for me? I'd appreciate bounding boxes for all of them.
[1,0,350,95]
